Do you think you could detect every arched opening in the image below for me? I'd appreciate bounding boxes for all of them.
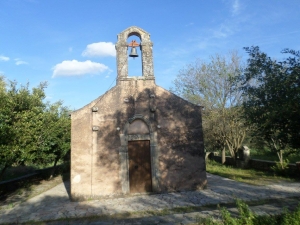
[127,35,142,77]
[116,26,154,79]
[127,119,152,193]
[119,114,159,194]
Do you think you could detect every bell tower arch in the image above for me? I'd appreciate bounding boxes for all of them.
[115,26,155,82]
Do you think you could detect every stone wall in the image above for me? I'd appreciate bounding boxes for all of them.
[155,86,206,192]
[249,159,298,176]
[71,78,206,200]
[71,26,206,200]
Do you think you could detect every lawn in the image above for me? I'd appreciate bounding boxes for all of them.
[206,160,296,185]
[249,148,300,163]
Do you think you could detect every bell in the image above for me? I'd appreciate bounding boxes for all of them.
[129,46,138,58]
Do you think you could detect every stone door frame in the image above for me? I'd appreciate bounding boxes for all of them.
[119,114,159,194]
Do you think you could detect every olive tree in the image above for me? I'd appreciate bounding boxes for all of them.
[172,52,247,162]
[240,46,300,167]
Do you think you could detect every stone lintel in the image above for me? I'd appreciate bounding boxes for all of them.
[128,134,150,141]
[118,77,155,81]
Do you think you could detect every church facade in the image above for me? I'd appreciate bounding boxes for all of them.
[71,26,207,200]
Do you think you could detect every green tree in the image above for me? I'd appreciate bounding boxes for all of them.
[172,52,247,162]
[38,101,70,174]
[0,77,70,180]
[0,78,47,178]
[240,46,300,166]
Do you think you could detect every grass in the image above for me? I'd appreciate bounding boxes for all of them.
[215,147,300,163]
[252,154,300,163]
[196,199,300,225]
[249,148,300,163]
[206,160,296,185]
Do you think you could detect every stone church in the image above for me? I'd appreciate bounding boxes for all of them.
[71,26,207,200]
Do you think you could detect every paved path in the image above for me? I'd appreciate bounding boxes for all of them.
[0,173,300,224]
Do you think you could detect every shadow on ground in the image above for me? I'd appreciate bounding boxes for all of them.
[1,173,300,224]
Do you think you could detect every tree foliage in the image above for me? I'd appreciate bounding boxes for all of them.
[0,76,70,179]
[240,46,300,164]
[172,52,247,160]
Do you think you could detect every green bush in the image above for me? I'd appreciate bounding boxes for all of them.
[197,199,300,225]
[281,204,300,225]
[271,159,290,176]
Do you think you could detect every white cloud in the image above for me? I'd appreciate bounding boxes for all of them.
[52,60,110,77]
[15,59,28,65]
[185,22,194,26]
[82,42,116,57]
[212,24,234,38]
[0,55,10,61]
[232,0,240,15]
[45,95,53,100]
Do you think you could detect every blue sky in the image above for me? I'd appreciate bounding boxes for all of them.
[0,0,299,110]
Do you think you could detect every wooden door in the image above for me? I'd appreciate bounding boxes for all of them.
[128,140,152,193]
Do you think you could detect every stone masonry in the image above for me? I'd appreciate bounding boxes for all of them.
[71,26,207,200]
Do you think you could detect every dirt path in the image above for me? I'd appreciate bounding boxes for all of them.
[0,175,64,210]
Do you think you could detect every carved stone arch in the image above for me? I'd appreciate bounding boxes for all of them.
[118,114,159,194]
[123,114,153,135]
[118,26,151,43]
[115,26,154,80]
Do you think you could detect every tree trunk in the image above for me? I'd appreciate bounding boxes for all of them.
[234,150,238,161]
[221,147,226,164]
[50,157,59,178]
[277,150,284,169]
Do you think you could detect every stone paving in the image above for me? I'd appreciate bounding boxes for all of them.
[0,173,300,224]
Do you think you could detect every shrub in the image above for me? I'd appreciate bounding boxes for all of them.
[196,200,300,225]
[271,159,290,176]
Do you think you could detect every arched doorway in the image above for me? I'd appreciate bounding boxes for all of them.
[119,115,159,194]
[127,119,152,193]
